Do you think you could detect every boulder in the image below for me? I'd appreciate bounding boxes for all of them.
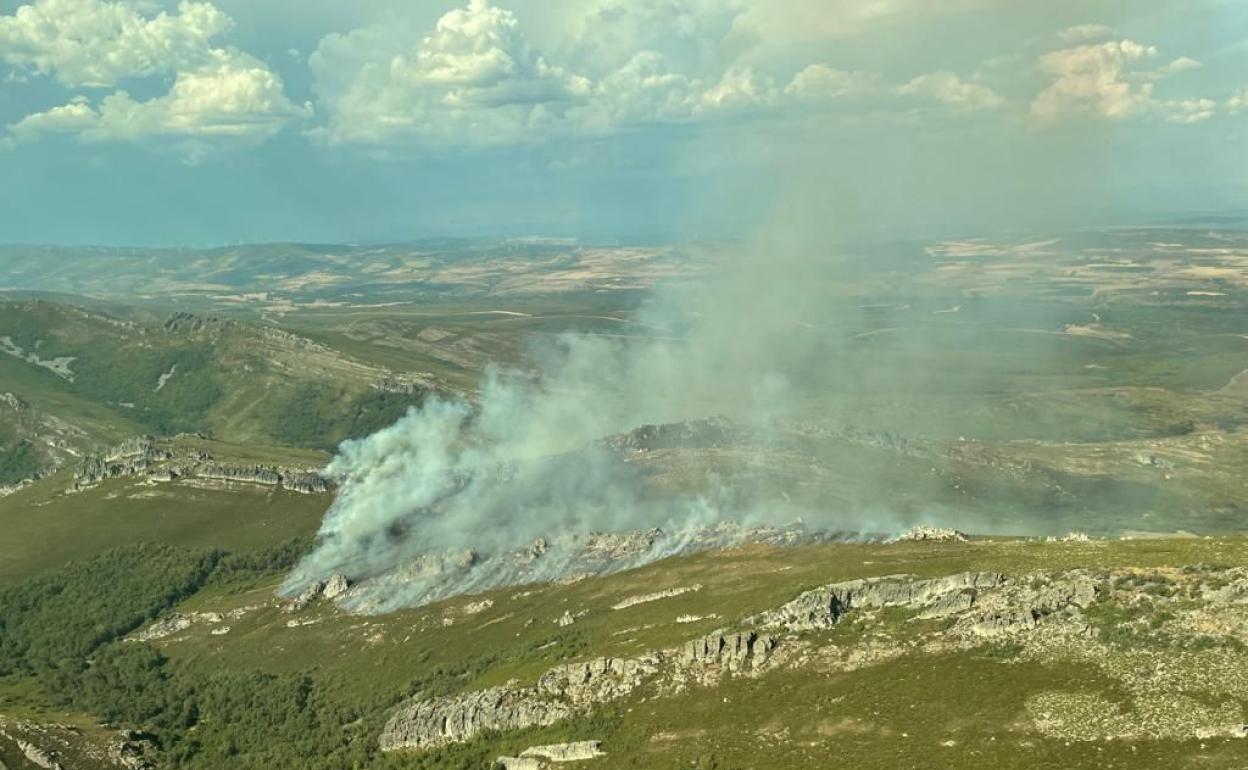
[323,573,351,600]
[521,741,604,762]
[890,525,968,543]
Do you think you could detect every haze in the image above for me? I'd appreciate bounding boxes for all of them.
[1,0,1246,245]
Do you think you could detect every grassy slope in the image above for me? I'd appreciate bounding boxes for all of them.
[0,354,144,445]
[0,300,428,450]
[163,537,1248,708]
[0,436,330,585]
[143,535,1248,770]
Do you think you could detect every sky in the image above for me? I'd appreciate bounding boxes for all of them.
[0,0,1245,245]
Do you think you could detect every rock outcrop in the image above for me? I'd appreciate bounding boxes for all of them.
[379,568,1120,753]
[75,436,172,487]
[71,435,329,494]
[612,584,702,610]
[381,657,659,750]
[335,522,834,614]
[379,686,574,751]
[288,573,351,611]
[322,573,350,600]
[134,612,225,641]
[280,470,329,494]
[603,416,742,454]
[497,741,605,767]
[199,464,282,486]
[889,525,968,543]
[682,630,776,671]
[757,571,1005,631]
[519,740,604,762]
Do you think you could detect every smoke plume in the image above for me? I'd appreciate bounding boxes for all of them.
[281,213,915,609]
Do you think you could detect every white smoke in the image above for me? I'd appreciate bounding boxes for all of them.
[281,229,875,607]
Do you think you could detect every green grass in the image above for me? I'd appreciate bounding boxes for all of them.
[6,528,1248,769]
[0,440,42,485]
[0,354,143,444]
[255,383,425,451]
[150,535,1248,770]
[0,472,329,585]
[560,654,1247,770]
[157,537,1248,710]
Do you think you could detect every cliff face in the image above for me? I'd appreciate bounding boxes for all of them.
[378,568,1104,752]
[72,435,329,494]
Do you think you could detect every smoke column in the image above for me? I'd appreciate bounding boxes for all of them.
[281,217,894,609]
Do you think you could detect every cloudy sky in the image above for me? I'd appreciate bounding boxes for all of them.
[1,0,1245,245]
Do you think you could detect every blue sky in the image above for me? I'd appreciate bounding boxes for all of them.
[1,0,1246,245]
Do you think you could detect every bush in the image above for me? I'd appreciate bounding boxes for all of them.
[0,543,220,675]
[0,439,43,484]
[260,384,425,450]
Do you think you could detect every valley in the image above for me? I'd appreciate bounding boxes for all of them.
[2,229,1248,769]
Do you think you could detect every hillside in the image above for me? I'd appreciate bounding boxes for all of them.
[0,241,697,310]
[0,299,438,472]
[4,535,1248,770]
[3,228,1248,769]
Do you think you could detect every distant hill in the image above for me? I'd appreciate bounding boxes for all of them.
[0,241,700,312]
[0,299,436,479]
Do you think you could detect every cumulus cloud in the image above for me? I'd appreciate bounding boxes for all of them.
[1228,89,1248,115]
[0,0,230,87]
[1031,38,1222,125]
[1160,97,1217,124]
[11,51,310,143]
[784,64,882,101]
[310,0,589,145]
[310,0,994,146]
[1157,56,1202,76]
[1057,23,1114,44]
[2,0,304,147]
[1032,39,1159,121]
[737,0,997,43]
[898,71,1003,112]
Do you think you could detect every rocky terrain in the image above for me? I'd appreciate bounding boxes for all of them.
[379,561,1248,757]
[3,227,1248,769]
[0,718,153,770]
[72,435,329,495]
[0,391,103,491]
[296,522,838,615]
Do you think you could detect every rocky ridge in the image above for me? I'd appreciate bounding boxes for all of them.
[0,718,151,770]
[72,435,329,494]
[379,568,1086,751]
[497,740,605,768]
[311,523,837,615]
[379,563,1248,752]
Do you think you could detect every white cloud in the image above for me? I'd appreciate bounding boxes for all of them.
[737,0,997,43]
[1161,97,1217,124]
[311,0,588,145]
[563,0,746,80]
[1032,39,1159,121]
[697,65,775,112]
[1031,38,1227,126]
[3,0,305,147]
[784,64,882,101]
[311,0,996,147]
[399,0,587,104]
[898,71,1003,112]
[582,51,699,128]
[1057,23,1114,44]
[10,50,308,147]
[1228,89,1248,115]
[0,0,230,87]
[1158,56,1202,75]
